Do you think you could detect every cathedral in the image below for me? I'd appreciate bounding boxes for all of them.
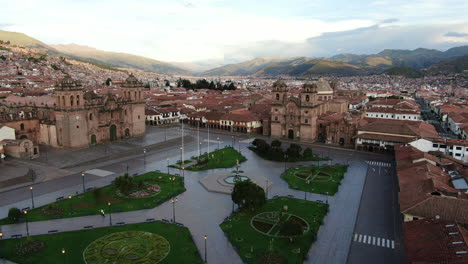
[0,74,146,153]
[270,78,347,142]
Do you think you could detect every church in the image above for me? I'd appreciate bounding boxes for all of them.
[270,78,348,142]
[0,74,146,152]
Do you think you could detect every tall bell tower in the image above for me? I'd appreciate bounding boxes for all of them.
[271,78,288,104]
[120,74,146,137]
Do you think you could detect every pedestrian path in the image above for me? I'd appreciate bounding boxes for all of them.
[353,233,395,249]
[366,161,392,167]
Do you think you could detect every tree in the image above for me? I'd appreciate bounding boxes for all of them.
[271,140,282,148]
[286,143,302,158]
[231,180,266,211]
[303,147,313,158]
[105,78,112,86]
[114,173,134,195]
[8,208,22,223]
[165,80,170,87]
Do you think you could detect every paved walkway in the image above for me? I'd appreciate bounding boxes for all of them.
[0,128,386,264]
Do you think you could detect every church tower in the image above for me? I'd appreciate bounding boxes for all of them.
[120,74,146,137]
[301,80,318,107]
[271,78,288,104]
[53,76,89,148]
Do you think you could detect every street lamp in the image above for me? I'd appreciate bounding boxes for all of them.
[199,142,202,161]
[29,186,35,208]
[204,235,208,263]
[0,232,3,240]
[305,180,310,200]
[284,154,288,172]
[61,248,66,264]
[217,137,220,150]
[23,210,29,237]
[81,172,86,193]
[171,197,178,223]
[108,202,112,226]
[144,149,147,168]
[166,157,170,175]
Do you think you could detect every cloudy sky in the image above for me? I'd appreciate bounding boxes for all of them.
[0,0,467,63]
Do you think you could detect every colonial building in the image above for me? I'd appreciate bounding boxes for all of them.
[270,78,347,142]
[0,74,146,152]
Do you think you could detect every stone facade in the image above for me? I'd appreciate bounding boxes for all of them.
[0,74,146,151]
[270,78,346,142]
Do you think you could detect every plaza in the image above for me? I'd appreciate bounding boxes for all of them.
[0,125,400,264]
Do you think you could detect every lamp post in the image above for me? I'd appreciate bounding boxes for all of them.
[217,137,220,150]
[305,180,310,200]
[284,154,288,172]
[166,157,170,175]
[199,142,202,161]
[207,124,210,158]
[204,235,208,263]
[81,172,86,193]
[171,197,178,223]
[23,210,29,237]
[325,192,328,204]
[231,135,234,147]
[143,149,147,171]
[0,232,3,240]
[61,248,66,264]
[29,186,35,208]
[108,202,112,226]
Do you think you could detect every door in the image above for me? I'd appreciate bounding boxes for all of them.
[125,128,130,138]
[288,129,294,139]
[91,134,97,145]
[110,125,117,141]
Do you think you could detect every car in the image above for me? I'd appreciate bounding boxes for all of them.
[175,222,184,227]
[272,195,279,198]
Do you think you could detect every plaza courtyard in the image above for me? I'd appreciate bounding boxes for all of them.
[0,127,396,264]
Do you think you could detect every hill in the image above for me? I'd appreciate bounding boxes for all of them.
[425,55,468,75]
[51,44,190,75]
[0,30,190,75]
[200,57,367,77]
[383,66,423,78]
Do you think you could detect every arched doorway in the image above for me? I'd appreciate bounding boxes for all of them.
[339,137,345,145]
[125,128,130,138]
[90,135,97,145]
[20,135,28,140]
[288,129,294,139]
[110,125,117,141]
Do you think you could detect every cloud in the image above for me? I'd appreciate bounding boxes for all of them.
[445,31,468,37]
[0,23,14,29]
[381,18,398,24]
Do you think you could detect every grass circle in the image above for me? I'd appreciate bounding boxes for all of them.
[83,231,170,264]
[250,212,310,238]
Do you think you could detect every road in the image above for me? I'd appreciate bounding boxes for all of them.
[347,161,404,264]
[0,126,401,264]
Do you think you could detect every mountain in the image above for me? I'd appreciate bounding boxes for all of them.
[383,66,423,78]
[0,30,190,75]
[200,57,368,77]
[0,30,55,53]
[170,60,226,73]
[425,55,468,75]
[331,46,468,70]
[51,44,190,75]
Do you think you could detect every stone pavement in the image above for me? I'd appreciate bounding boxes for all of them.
[0,128,388,264]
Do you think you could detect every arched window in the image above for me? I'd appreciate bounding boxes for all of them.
[89,113,93,121]
[306,95,310,102]
[125,109,127,116]
[62,96,65,106]
[276,94,280,100]
[76,95,80,106]
[138,91,141,99]
[20,123,25,130]
[305,119,309,124]
[134,91,137,99]
[70,96,74,106]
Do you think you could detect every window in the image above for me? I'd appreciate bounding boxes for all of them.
[440,145,447,148]
[305,111,309,114]
[455,153,461,157]
[76,125,79,128]
[89,113,93,121]
[77,95,80,106]
[306,95,310,102]
[456,146,462,150]
[274,116,278,121]
[125,109,127,116]
[276,94,280,100]
[70,95,74,106]
[138,115,141,119]
[305,119,309,124]
[20,123,25,130]
[403,116,406,119]
[275,108,278,112]
[432,144,438,148]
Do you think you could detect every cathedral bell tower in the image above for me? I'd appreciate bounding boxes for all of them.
[54,76,84,110]
[272,78,288,104]
[121,73,144,102]
[301,80,318,107]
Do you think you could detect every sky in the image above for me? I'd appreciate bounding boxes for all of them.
[0,0,467,64]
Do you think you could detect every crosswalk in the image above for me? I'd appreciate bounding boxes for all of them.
[353,233,395,249]
[366,161,392,167]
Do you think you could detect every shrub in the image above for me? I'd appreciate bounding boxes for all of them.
[8,208,22,223]
[303,147,313,157]
[271,139,282,148]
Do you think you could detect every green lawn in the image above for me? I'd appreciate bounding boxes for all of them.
[0,172,185,224]
[220,197,328,264]
[169,147,247,171]
[281,165,348,195]
[0,221,203,264]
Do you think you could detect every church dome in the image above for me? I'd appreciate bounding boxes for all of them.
[272,78,287,90]
[125,74,139,84]
[56,76,83,91]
